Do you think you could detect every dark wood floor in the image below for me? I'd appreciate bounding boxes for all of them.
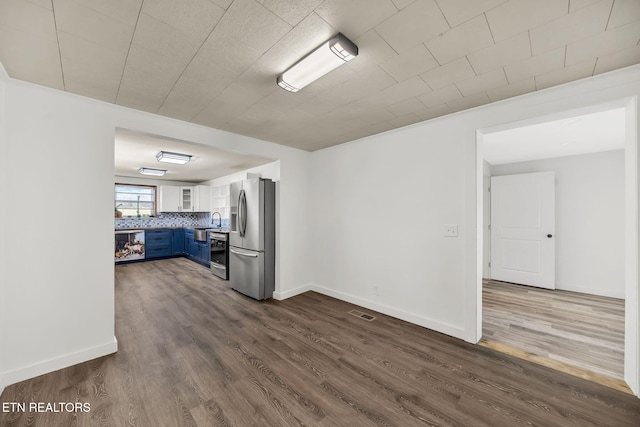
[1,258,639,426]
[483,279,625,380]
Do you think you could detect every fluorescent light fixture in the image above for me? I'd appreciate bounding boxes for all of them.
[139,167,166,176]
[156,151,192,164]
[277,33,358,93]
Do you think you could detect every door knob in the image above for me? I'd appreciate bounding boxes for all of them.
[547,234,553,238]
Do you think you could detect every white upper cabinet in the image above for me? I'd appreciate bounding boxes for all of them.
[158,185,196,212]
[193,185,212,212]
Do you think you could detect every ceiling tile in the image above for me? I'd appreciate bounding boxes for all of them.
[418,84,462,107]
[141,0,225,42]
[386,98,425,116]
[1,0,57,42]
[24,0,53,9]
[315,0,398,39]
[258,0,324,26]
[485,77,535,101]
[207,0,292,56]
[387,112,423,127]
[66,0,142,26]
[53,0,135,52]
[362,108,398,124]
[530,0,612,56]
[0,25,63,90]
[157,76,223,121]
[133,13,202,64]
[117,44,187,110]
[535,59,596,90]
[197,34,264,75]
[379,44,438,81]
[486,0,568,42]
[415,103,452,121]
[210,0,233,9]
[594,44,640,74]
[193,82,266,128]
[447,91,491,111]
[391,0,416,9]
[426,14,494,65]
[504,47,565,83]
[420,57,475,90]
[58,31,126,102]
[608,0,640,29]
[382,76,432,102]
[467,31,531,74]
[314,67,397,105]
[569,0,600,12]
[116,84,168,112]
[455,68,507,96]
[348,30,397,74]
[435,0,507,29]
[565,21,640,66]
[375,0,450,53]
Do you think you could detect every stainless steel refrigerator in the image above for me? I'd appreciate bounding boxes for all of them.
[229,178,275,300]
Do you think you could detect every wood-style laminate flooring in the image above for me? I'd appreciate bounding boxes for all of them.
[1,258,639,426]
[482,279,625,381]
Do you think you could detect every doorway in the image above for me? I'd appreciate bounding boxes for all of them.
[476,100,637,393]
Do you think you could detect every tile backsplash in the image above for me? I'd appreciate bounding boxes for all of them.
[115,212,224,229]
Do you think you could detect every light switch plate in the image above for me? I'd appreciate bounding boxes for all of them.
[444,224,458,237]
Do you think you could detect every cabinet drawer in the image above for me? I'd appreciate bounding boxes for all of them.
[146,230,171,239]
[146,246,171,258]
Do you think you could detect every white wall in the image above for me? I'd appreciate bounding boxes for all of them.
[489,150,625,298]
[0,62,7,395]
[0,73,312,388]
[310,65,640,394]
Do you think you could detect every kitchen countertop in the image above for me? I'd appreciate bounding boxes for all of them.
[115,227,231,232]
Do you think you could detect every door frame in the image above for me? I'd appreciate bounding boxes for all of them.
[475,96,639,395]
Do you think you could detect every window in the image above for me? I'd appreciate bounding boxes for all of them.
[115,184,156,217]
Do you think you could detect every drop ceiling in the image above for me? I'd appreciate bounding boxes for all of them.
[1,0,639,152]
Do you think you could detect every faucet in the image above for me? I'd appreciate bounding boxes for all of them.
[211,211,222,228]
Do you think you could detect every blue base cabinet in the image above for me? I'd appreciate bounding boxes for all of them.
[145,229,171,259]
[171,229,184,255]
[184,229,210,266]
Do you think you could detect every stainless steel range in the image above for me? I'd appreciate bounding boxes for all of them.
[209,232,229,280]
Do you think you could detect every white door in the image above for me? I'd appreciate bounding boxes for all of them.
[490,171,555,289]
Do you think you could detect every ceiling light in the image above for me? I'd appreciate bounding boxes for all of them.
[156,151,192,164]
[277,33,358,93]
[139,167,166,176]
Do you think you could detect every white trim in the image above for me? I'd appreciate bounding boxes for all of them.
[0,62,8,82]
[311,284,467,341]
[624,96,639,396]
[273,283,312,300]
[558,284,624,300]
[477,96,640,397]
[1,337,117,388]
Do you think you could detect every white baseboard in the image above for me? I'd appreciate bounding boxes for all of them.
[1,337,118,388]
[310,284,467,341]
[557,283,625,299]
[273,283,313,300]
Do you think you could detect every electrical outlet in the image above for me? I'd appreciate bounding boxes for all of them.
[444,224,458,237]
[373,285,379,296]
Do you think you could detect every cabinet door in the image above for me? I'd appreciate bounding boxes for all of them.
[194,185,212,212]
[171,229,184,255]
[180,187,194,212]
[158,186,180,212]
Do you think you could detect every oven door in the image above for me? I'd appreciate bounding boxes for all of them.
[210,233,228,279]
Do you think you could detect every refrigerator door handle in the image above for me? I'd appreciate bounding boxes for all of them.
[239,189,247,237]
[230,248,258,258]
